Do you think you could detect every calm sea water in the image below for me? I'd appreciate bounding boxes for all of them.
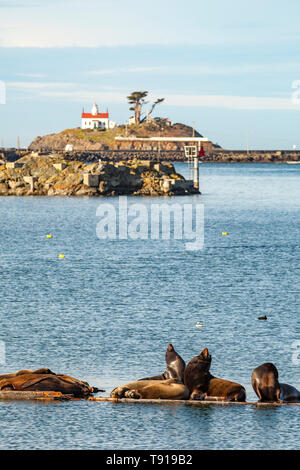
[0,163,299,450]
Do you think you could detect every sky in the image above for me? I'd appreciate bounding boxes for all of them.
[1,0,300,149]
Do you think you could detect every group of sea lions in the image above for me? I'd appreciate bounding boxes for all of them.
[0,368,102,397]
[1,345,299,403]
[111,344,300,403]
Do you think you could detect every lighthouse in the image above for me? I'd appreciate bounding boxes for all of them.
[81,102,116,130]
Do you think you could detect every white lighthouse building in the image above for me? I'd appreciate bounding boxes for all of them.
[81,102,116,130]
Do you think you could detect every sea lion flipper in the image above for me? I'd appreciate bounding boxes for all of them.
[124,389,141,399]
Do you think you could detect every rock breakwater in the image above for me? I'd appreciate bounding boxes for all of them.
[0,154,198,197]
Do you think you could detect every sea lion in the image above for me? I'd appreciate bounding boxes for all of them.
[0,368,55,380]
[279,383,300,402]
[252,363,300,402]
[184,348,246,401]
[139,344,186,382]
[251,363,280,402]
[0,368,102,397]
[110,378,189,400]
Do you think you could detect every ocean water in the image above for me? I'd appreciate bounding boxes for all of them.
[0,162,299,450]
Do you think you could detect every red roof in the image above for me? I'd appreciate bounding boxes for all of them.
[81,113,109,119]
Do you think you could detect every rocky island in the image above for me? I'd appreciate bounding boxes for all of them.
[26,121,300,164]
[0,154,198,197]
[29,121,215,153]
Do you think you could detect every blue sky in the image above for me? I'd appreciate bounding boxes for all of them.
[0,0,300,149]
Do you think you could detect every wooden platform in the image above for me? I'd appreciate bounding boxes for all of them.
[0,392,299,406]
[88,397,300,407]
[0,391,70,401]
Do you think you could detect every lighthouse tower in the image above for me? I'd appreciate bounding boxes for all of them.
[91,102,99,115]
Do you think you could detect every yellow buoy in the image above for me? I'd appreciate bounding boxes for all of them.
[222,232,228,236]
[58,254,65,259]
[46,234,53,238]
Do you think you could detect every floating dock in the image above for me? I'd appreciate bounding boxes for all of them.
[88,397,300,407]
[0,391,70,401]
[0,392,299,406]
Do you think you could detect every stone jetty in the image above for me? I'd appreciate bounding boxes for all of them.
[0,153,198,197]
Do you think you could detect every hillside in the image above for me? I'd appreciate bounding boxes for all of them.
[28,122,207,152]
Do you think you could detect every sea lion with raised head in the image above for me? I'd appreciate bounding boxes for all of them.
[139,344,186,382]
[110,378,189,400]
[252,363,300,402]
[184,348,246,401]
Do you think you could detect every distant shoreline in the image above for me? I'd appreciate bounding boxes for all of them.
[1,148,300,165]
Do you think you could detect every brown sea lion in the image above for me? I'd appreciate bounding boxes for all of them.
[0,368,55,380]
[110,378,189,400]
[139,344,186,382]
[184,348,246,401]
[252,363,300,402]
[0,369,102,397]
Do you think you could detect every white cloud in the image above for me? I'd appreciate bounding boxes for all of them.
[40,90,126,103]
[86,63,300,77]
[87,67,167,75]
[7,81,76,89]
[7,80,300,110]
[15,73,47,78]
[35,88,300,110]
[0,0,297,48]
[164,94,299,110]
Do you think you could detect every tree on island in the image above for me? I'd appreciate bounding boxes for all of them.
[127,91,164,124]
